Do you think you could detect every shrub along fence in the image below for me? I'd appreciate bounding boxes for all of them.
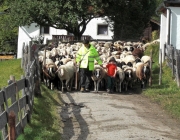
[0,42,41,140]
[159,44,180,87]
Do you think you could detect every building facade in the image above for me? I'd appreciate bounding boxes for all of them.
[157,0,180,62]
[17,18,113,58]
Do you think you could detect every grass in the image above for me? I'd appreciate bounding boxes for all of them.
[17,85,63,140]
[0,59,63,140]
[143,43,180,120]
[0,59,24,89]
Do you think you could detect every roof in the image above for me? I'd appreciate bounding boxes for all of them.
[156,0,180,13]
[150,19,160,26]
[156,3,166,13]
[164,0,180,6]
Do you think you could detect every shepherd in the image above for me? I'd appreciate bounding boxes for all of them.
[75,40,103,92]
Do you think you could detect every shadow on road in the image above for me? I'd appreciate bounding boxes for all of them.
[58,92,89,140]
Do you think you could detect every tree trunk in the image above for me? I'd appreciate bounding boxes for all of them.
[74,33,83,41]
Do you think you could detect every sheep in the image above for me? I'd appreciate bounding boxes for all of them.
[103,42,112,49]
[54,58,63,69]
[60,58,72,65]
[90,41,98,46]
[134,62,150,89]
[115,67,125,93]
[56,62,76,92]
[114,40,123,50]
[152,39,160,44]
[42,60,58,90]
[141,55,151,66]
[122,54,136,65]
[91,65,107,92]
[142,42,151,51]
[122,66,135,91]
[124,45,134,52]
[132,48,144,59]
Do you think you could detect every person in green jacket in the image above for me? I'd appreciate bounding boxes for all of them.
[76,40,103,92]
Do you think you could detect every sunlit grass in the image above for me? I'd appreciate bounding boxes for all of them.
[0,59,23,89]
[143,43,180,120]
[17,85,63,140]
[0,59,63,139]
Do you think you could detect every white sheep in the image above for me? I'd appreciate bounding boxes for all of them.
[115,67,125,93]
[91,65,107,92]
[56,62,76,92]
[122,66,135,91]
[90,41,98,46]
[141,55,151,66]
[123,54,136,65]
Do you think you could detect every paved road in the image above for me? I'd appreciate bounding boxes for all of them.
[58,91,180,140]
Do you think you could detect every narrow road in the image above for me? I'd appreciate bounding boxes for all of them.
[58,90,180,140]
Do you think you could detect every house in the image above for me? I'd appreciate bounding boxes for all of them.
[141,19,160,42]
[156,0,180,62]
[17,17,114,58]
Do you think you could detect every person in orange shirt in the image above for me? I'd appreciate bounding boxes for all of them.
[106,57,117,93]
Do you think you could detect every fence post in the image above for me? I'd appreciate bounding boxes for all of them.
[8,111,16,140]
[171,46,175,78]
[8,76,17,108]
[159,49,162,85]
[175,50,180,87]
[1,90,8,140]
[21,43,25,69]
[163,44,166,62]
[149,49,152,86]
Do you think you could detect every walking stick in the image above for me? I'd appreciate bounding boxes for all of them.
[75,64,79,90]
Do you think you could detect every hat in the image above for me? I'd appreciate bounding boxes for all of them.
[83,40,90,44]
[109,57,116,62]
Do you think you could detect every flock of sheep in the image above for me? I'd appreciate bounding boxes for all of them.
[38,39,159,93]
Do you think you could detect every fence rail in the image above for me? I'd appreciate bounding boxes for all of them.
[160,44,180,87]
[0,42,41,140]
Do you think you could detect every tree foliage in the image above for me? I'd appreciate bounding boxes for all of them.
[104,0,157,41]
[1,0,163,43]
[5,0,110,40]
[0,3,18,52]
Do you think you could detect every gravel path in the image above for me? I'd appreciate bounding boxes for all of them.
[58,90,180,140]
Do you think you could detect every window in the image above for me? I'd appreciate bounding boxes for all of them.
[40,26,50,34]
[97,25,108,35]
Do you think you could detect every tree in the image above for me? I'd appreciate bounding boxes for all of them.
[0,3,18,52]
[2,0,160,42]
[5,0,110,40]
[103,0,157,41]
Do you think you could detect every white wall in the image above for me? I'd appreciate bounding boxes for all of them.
[17,18,114,58]
[170,7,180,50]
[159,13,167,62]
[17,23,40,58]
[83,17,113,40]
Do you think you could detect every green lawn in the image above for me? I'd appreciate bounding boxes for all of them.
[0,59,23,89]
[143,44,180,120]
[0,59,63,140]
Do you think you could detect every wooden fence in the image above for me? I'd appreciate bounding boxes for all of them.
[159,44,180,87]
[0,42,41,140]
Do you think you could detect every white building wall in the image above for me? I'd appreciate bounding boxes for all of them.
[17,18,113,58]
[159,13,167,62]
[17,23,39,58]
[83,18,113,40]
[170,7,180,50]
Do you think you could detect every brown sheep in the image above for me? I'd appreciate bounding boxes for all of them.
[132,48,144,59]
